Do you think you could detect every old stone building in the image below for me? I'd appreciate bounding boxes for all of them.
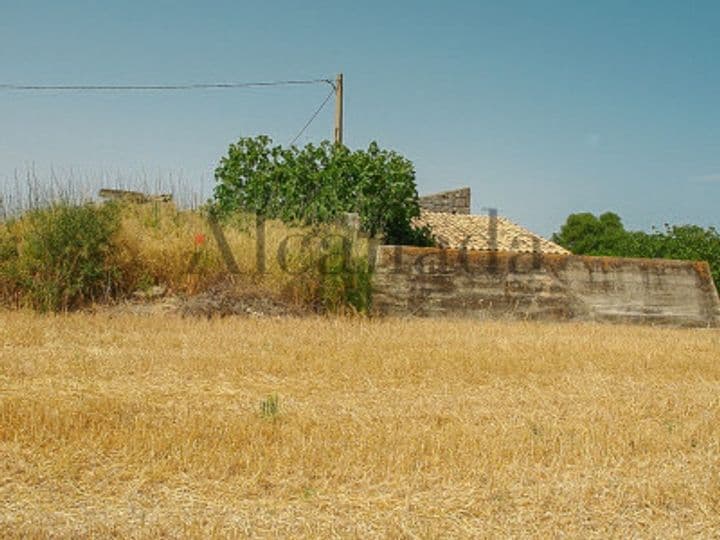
[417,187,567,254]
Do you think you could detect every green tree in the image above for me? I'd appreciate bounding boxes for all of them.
[551,212,627,255]
[553,212,720,290]
[655,224,720,287]
[212,136,432,245]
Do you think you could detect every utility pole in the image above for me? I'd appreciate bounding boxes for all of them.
[334,73,344,145]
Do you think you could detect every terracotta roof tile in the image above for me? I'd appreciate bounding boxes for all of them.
[414,211,569,254]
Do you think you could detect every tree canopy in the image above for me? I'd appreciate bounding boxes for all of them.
[553,212,720,289]
[212,136,432,246]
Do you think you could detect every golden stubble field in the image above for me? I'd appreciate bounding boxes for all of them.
[0,312,719,538]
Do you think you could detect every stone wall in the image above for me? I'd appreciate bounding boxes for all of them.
[419,187,471,214]
[371,246,720,327]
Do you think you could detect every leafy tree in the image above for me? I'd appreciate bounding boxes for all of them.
[551,212,627,255]
[553,212,720,290]
[212,136,433,245]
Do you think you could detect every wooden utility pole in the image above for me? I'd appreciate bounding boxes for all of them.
[334,73,344,145]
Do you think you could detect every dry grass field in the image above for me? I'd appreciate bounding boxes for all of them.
[1,312,719,538]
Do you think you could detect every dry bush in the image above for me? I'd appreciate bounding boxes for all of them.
[0,313,719,537]
[112,202,373,310]
[1,201,374,311]
[112,202,374,309]
[110,202,243,294]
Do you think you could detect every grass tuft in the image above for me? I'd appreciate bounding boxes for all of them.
[260,394,280,420]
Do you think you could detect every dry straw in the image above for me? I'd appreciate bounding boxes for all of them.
[1,313,718,537]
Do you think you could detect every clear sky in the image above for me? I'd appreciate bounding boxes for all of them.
[1,0,718,235]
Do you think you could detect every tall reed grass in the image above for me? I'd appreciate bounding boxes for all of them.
[0,166,210,220]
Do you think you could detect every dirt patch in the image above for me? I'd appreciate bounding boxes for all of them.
[91,281,308,318]
[178,282,307,318]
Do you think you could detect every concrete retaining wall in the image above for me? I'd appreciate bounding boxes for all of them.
[372,246,720,327]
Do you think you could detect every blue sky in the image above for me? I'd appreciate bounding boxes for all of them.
[1,0,718,235]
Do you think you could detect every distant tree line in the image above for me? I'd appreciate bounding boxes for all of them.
[552,212,720,290]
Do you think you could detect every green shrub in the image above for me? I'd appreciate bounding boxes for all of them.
[9,202,121,311]
[280,232,373,314]
[318,249,372,314]
[0,223,20,304]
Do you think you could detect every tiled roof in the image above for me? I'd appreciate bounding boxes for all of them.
[414,211,570,254]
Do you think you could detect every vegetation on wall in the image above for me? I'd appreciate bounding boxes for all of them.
[553,212,720,289]
[212,136,433,246]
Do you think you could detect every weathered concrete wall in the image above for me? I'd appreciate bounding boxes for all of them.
[372,246,720,327]
[419,187,471,214]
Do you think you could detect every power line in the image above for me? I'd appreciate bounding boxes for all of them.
[0,78,334,92]
[290,87,336,146]
[0,76,341,144]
